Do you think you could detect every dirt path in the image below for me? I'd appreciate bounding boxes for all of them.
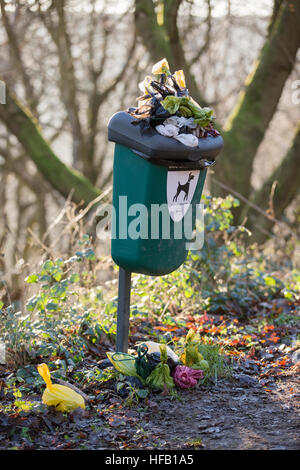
[1,369,299,450]
[139,375,300,450]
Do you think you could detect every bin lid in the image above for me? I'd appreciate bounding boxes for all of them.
[108,111,224,163]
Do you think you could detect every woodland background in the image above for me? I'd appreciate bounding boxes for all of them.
[0,0,299,451]
[0,0,299,298]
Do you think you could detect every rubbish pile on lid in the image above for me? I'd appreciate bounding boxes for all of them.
[127,58,220,148]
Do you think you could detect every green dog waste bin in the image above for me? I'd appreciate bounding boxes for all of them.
[108,111,224,276]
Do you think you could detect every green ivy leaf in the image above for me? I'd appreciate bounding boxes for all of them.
[264,276,277,287]
[26,296,38,312]
[136,388,149,399]
[25,274,39,284]
[46,302,59,312]
[84,249,96,261]
[70,273,80,283]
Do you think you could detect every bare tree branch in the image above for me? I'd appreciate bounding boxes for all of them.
[245,123,300,243]
[0,0,37,109]
[188,0,212,67]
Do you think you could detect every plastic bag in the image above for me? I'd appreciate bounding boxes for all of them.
[174,133,199,147]
[138,341,180,368]
[180,329,209,371]
[152,58,170,76]
[174,70,186,88]
[172,365,203,389]
[145,345,174,391]
[161,95,213,127]
[107,352,140,378]
[160,95,181,114]
[38,364,85,413]
[107,347,152,381]
[134,345,154,380]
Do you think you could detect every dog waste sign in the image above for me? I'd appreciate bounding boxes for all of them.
[167,170,200,222]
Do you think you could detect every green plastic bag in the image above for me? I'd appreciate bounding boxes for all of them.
[146,345,174,391]
[107,345,153,381]
[107,352,140,378]
[161,95,181,114]
[161,95,213,127]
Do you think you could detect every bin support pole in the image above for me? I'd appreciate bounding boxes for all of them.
[116,268,132,353]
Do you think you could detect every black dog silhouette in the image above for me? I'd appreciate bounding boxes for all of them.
[173,172,195,202]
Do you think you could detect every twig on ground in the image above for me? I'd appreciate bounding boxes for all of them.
[54,378,91,402]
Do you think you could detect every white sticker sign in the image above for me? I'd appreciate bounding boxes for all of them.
[167,170,200,222]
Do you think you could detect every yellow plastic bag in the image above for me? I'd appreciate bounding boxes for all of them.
[152,58,170,75]
[38,363,85,413]
[180,344,204,367]
[180,329,209,371]
[174,70,186,88]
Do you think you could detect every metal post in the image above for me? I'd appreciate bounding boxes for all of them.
[116,268,132,353]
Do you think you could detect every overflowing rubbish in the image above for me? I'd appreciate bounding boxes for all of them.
[38,363,85,412]
[127,58,220,145]
[106,329,215,394]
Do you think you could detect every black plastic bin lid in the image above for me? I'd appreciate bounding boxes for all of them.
[108,111,224,164]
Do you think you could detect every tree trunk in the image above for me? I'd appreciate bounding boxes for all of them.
[41,0,86,170]
[0,89,100,206]
[135,0,300,238]
[135,0,172,63]
[245,124,300,243]
[213,0,300,205]
[134,0,208,105]
[0,0,37,110]
[135,0,300,207]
